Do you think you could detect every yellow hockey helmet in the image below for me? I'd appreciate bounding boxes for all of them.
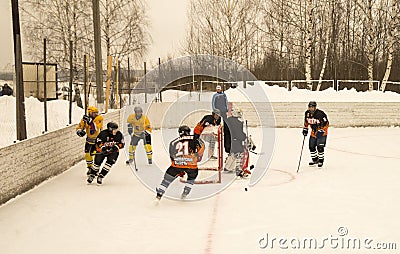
[87,106,99,114]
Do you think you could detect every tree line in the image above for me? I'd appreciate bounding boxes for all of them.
[20,0,150,84]
[185,0,400,91]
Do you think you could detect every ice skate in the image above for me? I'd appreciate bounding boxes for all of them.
[155,188,164,200]
[181,188,190,200]
[97,176,103,185]
[181,192,188,199]
[309,159,318,166]
[87,174,95,184]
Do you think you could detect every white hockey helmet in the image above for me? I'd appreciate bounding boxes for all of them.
[134,106,143,114]
[231,107,243,118]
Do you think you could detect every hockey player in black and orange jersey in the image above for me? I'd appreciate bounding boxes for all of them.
[76,106,104,174]
[303,101,329,167]
[155,125,205,200]
[193,109,221,159]
[87,122,125,184]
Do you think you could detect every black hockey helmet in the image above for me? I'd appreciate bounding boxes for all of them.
[107,122,119,131]
[178,125,191,137]
[308,101,317,108]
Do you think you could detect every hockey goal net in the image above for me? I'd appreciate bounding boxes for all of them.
[180,125,223,184]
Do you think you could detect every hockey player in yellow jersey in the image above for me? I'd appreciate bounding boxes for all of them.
[126,106,153,165]
[76,106,104,174]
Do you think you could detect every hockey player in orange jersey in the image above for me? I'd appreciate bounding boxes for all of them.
[302,101,329,167]
[155,125,205,200]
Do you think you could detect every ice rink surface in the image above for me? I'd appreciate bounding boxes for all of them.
[0,127,399,254]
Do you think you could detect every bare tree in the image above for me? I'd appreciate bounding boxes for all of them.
[381,0,397,91]
[185,0,261,69]
[317,0,333,91]
[20,0,149,85]
[304,0,314,88]
[101,0,149,64]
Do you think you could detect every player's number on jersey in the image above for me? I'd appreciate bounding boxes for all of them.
[175,141,189,156]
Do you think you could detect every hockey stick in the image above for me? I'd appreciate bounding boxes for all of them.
[296,135,306,173]
[125,132,148,171]
[132,155,138,171]
[249,150,264,155]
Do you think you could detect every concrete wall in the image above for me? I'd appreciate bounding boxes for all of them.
[129,102,400,128]
[0,110,122,205]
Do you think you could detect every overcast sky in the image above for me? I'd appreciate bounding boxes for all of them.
[0,0,188,70]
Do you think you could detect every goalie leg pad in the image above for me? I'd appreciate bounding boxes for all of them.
[224,153,236,172]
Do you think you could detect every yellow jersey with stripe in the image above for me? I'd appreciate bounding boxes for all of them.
[76,115,104,143]
[127,114,152,136]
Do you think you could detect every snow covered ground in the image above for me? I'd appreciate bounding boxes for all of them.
[0,127,399,254]
[0,96,84,148]
[135,83,400,104]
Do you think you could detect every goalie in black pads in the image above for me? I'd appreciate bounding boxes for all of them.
[302,101,329,167]
[223,107,252,178]
[156,125,205,200]
[87,122,125,184]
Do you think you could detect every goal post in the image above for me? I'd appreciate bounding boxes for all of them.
[180,125,223,184]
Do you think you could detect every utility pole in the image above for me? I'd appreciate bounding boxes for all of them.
[92,0,104,110]
[11,0,27,140]
[69,40,73,124]
[128,57,131,105]
[43,38,48,132]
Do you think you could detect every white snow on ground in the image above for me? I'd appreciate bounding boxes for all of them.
[0,96,84,147]
[136,83,400,103]
[0,128,399,254]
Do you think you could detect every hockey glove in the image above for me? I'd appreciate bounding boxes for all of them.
[127,124,133,135]
[316,129,325,138]
[302,128,308,136]
[144,130,151,136]
[111,145,119,152]
[82,115,92,124]
[101,146,111,154]
[76,130,86,137]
